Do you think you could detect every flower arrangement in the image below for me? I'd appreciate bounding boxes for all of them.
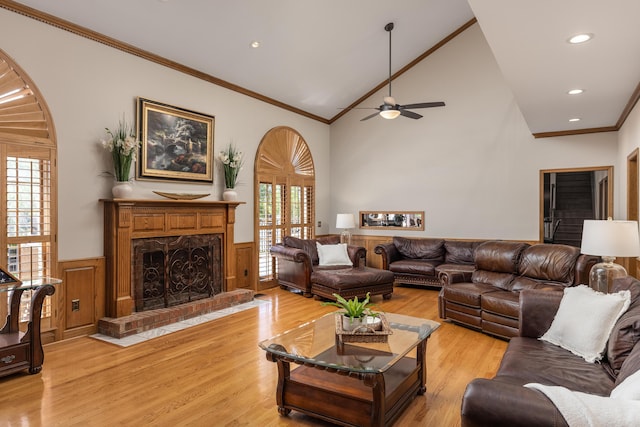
[102,117,140,182]
[218,143,244,189]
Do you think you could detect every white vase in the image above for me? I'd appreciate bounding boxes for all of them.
[112,181,133,199]
[222,188,237,201]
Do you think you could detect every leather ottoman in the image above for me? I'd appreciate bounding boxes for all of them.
[311,267,394,301]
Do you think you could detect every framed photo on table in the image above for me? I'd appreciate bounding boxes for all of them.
[137,97,215,183]
[0,265,21,286]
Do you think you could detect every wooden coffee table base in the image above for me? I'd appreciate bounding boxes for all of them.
[266,340,428,427]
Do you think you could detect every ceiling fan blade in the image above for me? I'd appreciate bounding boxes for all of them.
[360,111,381,121]
[400,102,446,109]
[400,109,423,120]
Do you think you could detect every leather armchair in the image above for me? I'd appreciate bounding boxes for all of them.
[270,236,366,297]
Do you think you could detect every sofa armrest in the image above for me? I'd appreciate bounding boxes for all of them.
[374,243,400,269]
[519,289,563,338]
[439,270,471,285]
[269,244,311,264]
[347,245,367,268]
[461,378,568,427]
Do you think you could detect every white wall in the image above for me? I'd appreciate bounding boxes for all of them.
[330,24,618,241]
[0,9,331,260]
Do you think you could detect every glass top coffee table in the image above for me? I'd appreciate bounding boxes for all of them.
[259,312,440,427]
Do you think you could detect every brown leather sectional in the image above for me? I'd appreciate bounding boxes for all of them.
[375,237,485,288]
[461,276,640,426]
[439,241,597,339]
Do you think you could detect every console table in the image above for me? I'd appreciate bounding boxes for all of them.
[0,277,60,377]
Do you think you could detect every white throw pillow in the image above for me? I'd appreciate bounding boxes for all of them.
[316,242,352,266]
[540,285,631,363]
[611,369,640,400]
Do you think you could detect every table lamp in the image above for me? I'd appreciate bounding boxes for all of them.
[336,213,356,245]
[580,218,640,293]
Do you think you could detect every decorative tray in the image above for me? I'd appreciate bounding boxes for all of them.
[335,313,393,343]
[152,191,210,200]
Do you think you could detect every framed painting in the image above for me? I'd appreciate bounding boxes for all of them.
[0,265,21,286]
[137,97,214,183]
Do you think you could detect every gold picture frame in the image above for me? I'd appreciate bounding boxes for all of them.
[137,97,215,183]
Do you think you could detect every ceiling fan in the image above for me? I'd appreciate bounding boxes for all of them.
[355,22,445,121]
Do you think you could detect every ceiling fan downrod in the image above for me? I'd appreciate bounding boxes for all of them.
[385,22,394,100]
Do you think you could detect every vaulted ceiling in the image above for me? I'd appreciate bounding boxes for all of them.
[5,0,640,136]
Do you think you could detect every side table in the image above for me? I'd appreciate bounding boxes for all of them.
[0,277,61,377]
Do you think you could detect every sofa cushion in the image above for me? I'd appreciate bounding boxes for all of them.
[284,236,320,264]
[518,244,580,284]
[316,242,352,266]
[442,282,499,308]
[392,237,444,261]
[481,290,520,319]
[510,276,566,292]
[541,285,631,363]
[608,276,640,375]
[474,241,529,274]
[499,337,615,396]
[444,240,479,265]
[616,341,640,387]
[472,270,517,290]
[389,259,438,276]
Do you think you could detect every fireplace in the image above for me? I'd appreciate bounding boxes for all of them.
[133,234,223,312]
[102,199,244,318]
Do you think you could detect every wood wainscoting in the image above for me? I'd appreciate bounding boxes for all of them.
[54,241,257,342]
[57,257,105,340]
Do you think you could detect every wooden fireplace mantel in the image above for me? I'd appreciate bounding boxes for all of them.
[101,198,243,318]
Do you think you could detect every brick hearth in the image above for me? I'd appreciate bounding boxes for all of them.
[97,289,254,339]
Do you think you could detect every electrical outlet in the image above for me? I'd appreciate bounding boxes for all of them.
[71,299,80,311]
[318,221,322,227]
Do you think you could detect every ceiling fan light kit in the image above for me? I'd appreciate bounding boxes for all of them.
[347,22,446,122]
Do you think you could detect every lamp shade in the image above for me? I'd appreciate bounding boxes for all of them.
[581,219,640,257]
[336,213,356,229]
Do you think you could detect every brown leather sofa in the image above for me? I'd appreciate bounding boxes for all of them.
[438,241,598,339]
[374,237,486,288]
[269,236,366,297]
[461,276,640,427]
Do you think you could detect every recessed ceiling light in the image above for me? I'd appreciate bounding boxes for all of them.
[569,118,581,122]
[568,33,593,44]
[250,41,261,48]
[568,89,584,95]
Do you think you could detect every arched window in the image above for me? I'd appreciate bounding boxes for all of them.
[254,127,314,287]
[0,49,57,324]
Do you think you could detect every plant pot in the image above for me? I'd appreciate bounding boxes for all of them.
[222,188,237,201]
[341,315,381,332]
[112,181,133,199]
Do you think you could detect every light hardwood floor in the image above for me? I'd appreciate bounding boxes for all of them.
[2,286,507,426]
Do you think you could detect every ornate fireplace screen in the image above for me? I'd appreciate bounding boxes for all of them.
[132,234,223,312]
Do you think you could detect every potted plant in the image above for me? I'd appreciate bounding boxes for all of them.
[218,143,244,201]
[322,292,381,332]
[101,116,140,198]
